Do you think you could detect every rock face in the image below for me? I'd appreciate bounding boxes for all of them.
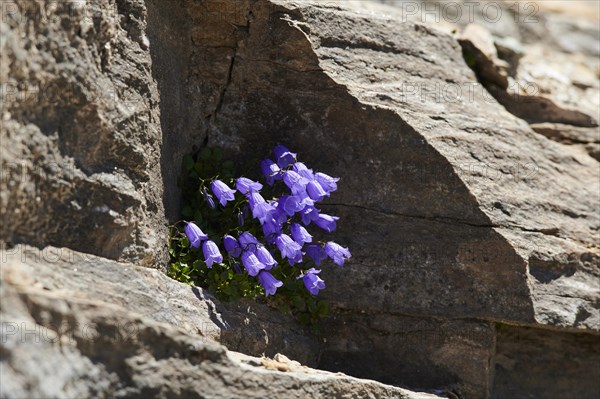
[1,246,440,399]
[177,0,599,397]
[1,1,598,399]
[1,0,166,265]
[0,244,321,365]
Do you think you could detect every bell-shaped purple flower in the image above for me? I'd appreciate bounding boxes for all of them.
[257,271,283,296]
[184,222,208,248]
[236,177,263,194]
[260,159,282,186]
[282,170,309,195]
[241,251,265,276]
[202,187,216,209]
[270,203,288,224]
[290,223,312,245]
[262,220,282,243]
[238,232,259,249]
[305,244,328,266]
[315,172,339,194]
[273,144,297,168]
[292,162,314,179]
[314,214,340,232]
[211,180,236,207]
[298,268,326,295]
[278,195,304,217]
[275,233,302,261]
[247,192,274,223]
[306,180,327,202]
[298,190,315,206]
[247,191,265,208]
[223,234,242,257]
[254,203,275,225]
[288,250,303,266]
[301,206,320,226]
[256,245,277,269]
[202,240,223,268]
[325,241,351,266]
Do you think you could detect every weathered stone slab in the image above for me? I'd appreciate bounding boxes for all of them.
[0,247,442,399]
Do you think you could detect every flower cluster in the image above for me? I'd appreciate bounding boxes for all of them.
[183,145,351,297]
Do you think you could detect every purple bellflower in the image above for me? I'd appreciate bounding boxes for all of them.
[305,244,327,266]
[275,233,302,261]
[314,213,340,232]
[270,202,289,224]
[325,241,351,266]
[298,268,326,295]
[184,222,208,248]
[273,144,297,168]
[238,232,259,249]
[248,192,275,224]
[282,170,309,195]
[178,145,350,299]
[202,240,223,268]
[202,186,216,209]
[223,234,242,257]
[262,219,282,243]
[211,180,236,207]
[287,250,303,266]
[312,213,339,233]
[290,223,312,245]
[278,195,305,217]
[241,251,265,276]
[306,180,327,202]
[236,177,263,194]
[300,206,320,225]
[256,245,277,269]
[260,159,282,186]
[257,271,283,296]
[292,162,314,179]
[247,191,266,208]
[315,172,339,195]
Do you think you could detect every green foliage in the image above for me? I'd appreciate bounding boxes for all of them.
[168,147,329,331]
[462,48,478,69]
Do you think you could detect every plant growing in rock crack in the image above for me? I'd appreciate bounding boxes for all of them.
[168,145,351,329]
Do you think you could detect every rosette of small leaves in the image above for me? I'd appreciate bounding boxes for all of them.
[168,145,351,329]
